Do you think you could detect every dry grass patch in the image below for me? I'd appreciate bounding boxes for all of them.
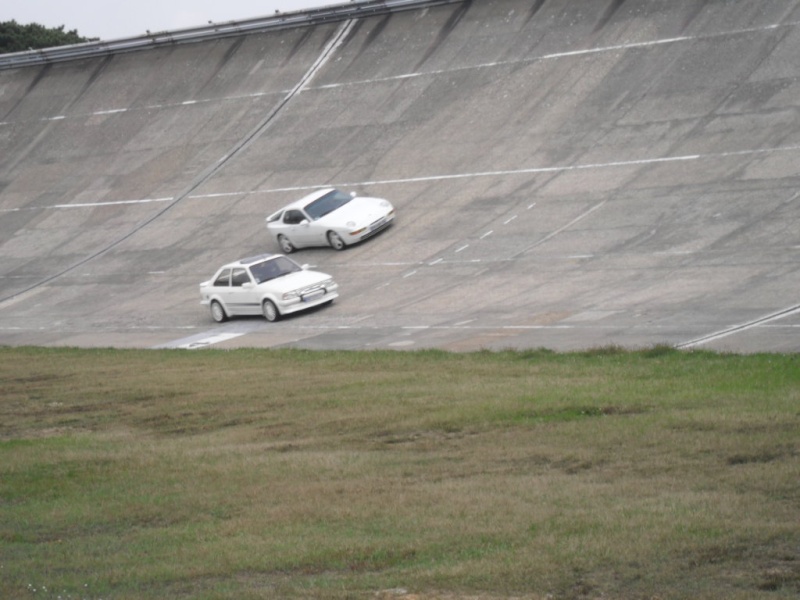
[1,346,798,599]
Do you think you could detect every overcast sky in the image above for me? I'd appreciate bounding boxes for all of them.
[4,0,342,41]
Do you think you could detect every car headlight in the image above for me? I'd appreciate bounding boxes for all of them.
[349,227,367,236]
[282,290,300,300]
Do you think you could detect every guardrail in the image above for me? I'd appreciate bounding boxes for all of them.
[0,0,461,71]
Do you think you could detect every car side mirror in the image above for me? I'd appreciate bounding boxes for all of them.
[350,191,357,197]
[301,264,310,270]
[242,282,254,289]
[300,219,310,227]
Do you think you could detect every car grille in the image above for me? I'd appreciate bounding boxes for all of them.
[299,282,326,295]
[364,216,392,238]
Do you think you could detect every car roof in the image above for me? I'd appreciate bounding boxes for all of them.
[281,187,335,211]
[218,253,281,269]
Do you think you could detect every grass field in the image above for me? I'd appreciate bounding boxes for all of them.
[1,345,798,599]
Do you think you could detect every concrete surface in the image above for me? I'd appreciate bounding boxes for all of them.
[1,0,799,353]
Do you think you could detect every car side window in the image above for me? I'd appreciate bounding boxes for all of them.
[231,268,250,287]
[283,210,305,225]
[213,269,231,287]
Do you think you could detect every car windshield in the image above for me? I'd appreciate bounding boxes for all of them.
[249,256,302,283]
[304,189,352,220]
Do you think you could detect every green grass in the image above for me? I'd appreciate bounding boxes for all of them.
[1,346,798,599]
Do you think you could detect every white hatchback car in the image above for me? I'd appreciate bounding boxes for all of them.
[199,254,338,322]
[266,188,394,253]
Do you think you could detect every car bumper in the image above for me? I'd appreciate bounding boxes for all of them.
[350,212,394,243]
[279,285,339,315]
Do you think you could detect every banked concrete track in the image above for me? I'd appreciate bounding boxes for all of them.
[1,0,799,352]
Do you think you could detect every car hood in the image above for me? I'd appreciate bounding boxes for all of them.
[319,197,391,226]
[257,269,331,292]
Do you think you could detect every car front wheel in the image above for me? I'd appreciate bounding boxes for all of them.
[262,299,280,322]
[278,234,295,254]
[210,300,227,323]
[327,231,345,250]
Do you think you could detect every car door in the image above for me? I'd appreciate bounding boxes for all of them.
[226,267,261,315]
[281,209,317,248]
[210,268,237,315]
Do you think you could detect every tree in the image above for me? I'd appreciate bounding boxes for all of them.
[0,20,97,54]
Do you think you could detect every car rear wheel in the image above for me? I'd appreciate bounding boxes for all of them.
[278,234,295,254]
[210,300,227,323]
[262,299,280,322]
[327,231,345,250]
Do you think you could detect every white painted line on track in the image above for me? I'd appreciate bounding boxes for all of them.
[480,230,493,239]
[6,145,800,214]
[155,331,246,350]
[314,21,800,91]
[100,319,702,352]
[518,200,607,256]
[676,304,800,349]
[1,197,173,212]
[503,325,574,330]
[3,19,794,131]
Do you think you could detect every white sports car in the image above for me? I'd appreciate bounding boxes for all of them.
[199,254,338,322]
[266,188,394,252]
